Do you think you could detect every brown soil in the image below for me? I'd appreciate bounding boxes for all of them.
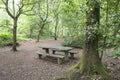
[0,38,120,80]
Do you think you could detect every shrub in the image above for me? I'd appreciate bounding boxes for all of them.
[0,33,13,46]
[108,47,120,59]
[62,34,85,48]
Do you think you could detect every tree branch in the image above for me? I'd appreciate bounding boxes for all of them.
[21,1,37,15]
[2,0,14,19]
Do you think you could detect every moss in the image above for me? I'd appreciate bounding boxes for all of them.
[67,53,109,80]
[96,64,109,77]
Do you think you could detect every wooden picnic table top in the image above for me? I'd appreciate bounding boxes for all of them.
[40,45,72,51]
[40,46,72,51]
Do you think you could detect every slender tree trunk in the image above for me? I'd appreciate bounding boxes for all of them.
[29,27,33,38]
[2,0,34,52]
[37,29,41,42]
[37,24,45,42]
[54,14,59,40]
[12,18,18,51]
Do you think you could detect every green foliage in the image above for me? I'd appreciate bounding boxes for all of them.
[41,27,53,39]
[91,75,120,80]
[62,34,85,48]
[0,33,23,47]
[0,33,13,46]
[0,0,119,50]
[108,47,120,59]
[0,19,12,33]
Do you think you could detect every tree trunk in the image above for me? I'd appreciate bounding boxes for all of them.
[37,24,45,42]
[29,27,33,38]
[79,34,108,76]
[71,0,108,77]
[12,18,18,51]
[54,14,59,40]
[37,29,41,42]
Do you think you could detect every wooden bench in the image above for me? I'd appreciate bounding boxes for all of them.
[68,50,78,58]
[36,51,65,64]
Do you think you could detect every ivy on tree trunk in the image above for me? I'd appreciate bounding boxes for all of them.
[70,0,108,78]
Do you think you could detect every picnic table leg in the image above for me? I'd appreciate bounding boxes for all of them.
[52,50,56,54]
[43,48,49,53]
[70,53,74,59]
[64,51,69,62]
[57,58,62,64]
[46,49,49,53]
[38,54,42,59]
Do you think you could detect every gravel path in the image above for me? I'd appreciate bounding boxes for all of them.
[0,38,81,80]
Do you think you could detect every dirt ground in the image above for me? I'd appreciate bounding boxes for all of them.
[0,38,120,80]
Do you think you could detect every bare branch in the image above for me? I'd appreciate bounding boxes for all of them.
[33,1,44,21]
[3,0,14,19]
[44,0,49,22]
[1,0,6,4]
[21,1,38,15]
[12,0,16,16]
[33,0,49,23]
[16,3,24,18]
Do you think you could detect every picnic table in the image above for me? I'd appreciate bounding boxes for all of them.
[36,45,78,64]
[40,46,72,61]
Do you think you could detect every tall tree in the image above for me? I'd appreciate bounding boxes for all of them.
[33,0,49,42]
[2,0,35,51]
[52,0,61,40]
[71,0,108,77]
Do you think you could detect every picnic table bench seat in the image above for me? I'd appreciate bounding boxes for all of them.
[36,51,65,64]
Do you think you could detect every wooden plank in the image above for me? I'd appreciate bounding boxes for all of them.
[36,51,65,64]
[69,50,78,54]
[40,46,72,51]
[36,51,64,58]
